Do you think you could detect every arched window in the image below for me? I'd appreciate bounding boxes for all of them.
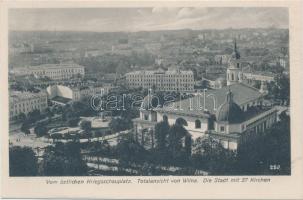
[231,73,234,81]
[195,119,201,129]
[175,118,188,126]
[163,115,168,122]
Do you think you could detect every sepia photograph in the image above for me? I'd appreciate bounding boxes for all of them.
[7,6,291,177]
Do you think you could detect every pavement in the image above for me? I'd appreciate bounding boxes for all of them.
[9,132,52,149]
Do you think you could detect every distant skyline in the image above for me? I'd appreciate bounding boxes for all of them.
[9,7,289,32]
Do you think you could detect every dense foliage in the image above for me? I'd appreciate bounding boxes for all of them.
[9,146,38,176]
[41,142,88,176]
[235,112,290,175]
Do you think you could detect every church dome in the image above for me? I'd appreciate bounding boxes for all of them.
[216,90,244,123]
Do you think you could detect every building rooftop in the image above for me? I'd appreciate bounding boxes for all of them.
[28,63,85,70]
[207,131,242,142]
[243,70,275,78]
[51,96,72,104]
[10,91,47,102]
[126,69,193,76]
[157,83,263,117]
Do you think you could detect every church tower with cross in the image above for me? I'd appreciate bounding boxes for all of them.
[227,40,243,86]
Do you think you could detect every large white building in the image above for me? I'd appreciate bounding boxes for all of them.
[133,84,277,151]
[12,63,85,80]
[125,68,195,92]
[9,91,48,119]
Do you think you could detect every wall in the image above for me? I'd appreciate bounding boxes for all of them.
[156,112,208,138]
[46,85,57,99]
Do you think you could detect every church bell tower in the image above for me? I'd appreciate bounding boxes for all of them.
[227,40,243,86]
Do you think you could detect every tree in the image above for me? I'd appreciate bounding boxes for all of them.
[44,107,54,120]
[79,120,92,142]
[138,162,157,176]
[9,146,38,176]
[184,134,192,157]
[61,104,74,121]
[88,141,111,156]
[27,109,41,123]
[71,101,91,116]
[51,104,63,115]
[116,136,148,165]
[167,123,190,165]
[268,73,290,105]
[154,119,170,150]
[41,142,87,176]
[80,120,92,132]
[175,118,188,126]
[191,137,236,175]
[235,112,290,175]
[20,122,30,135]
[17,112,26,121]
[34,123,48,137]
[67,117,80,127]
[109,117,132,133]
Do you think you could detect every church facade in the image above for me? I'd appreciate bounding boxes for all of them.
[132,42,278,151]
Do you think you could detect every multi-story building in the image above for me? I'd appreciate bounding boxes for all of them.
[125,68,195,92]
[9,91,48,119]
[14,63,85,80]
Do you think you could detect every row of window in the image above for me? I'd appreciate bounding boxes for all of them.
[33,68,83,73]
[147,115,203,129]
[11,99,47,108]
[10,104,47,116]
[127,79,194,82]
[128,83,194,87]
[127,74,193,78]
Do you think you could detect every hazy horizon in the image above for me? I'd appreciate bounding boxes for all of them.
[9,27,289,34]
[9,7,289,32]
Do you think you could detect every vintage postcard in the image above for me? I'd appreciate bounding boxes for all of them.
[1,0,303,199]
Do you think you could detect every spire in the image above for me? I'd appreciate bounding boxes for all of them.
[234,39,237,52]
[232,39,240,59]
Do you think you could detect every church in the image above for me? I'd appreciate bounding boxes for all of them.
[132,42,278,151]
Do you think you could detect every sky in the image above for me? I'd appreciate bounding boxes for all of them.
[9,7,289,32]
